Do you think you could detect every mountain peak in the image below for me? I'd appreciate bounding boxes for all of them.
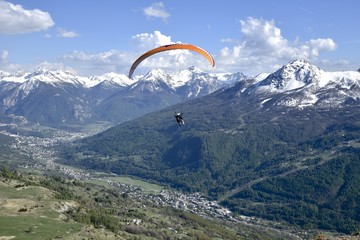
[258,59,324,92]
[288,59,311,66]
[283,59,323,74]
[88,72,133,87]
[187,66,203,73]
[142,69,170,82]
[23,68,87,86]
[0,70,12,78]
[29,68,74,78]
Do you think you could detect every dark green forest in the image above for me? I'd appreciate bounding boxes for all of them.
[59,84,360,234]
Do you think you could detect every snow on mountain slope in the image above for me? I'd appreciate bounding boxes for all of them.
[251,59,360,108]
[2,59,359,126]
[88,72,134,88]
[0,69,89,87]
[128,66,246,97]
[0,67,245,94]
[24,69,88,86]
[0,66,248,126]
[141,69,173,84]
[256,59,360,93]
[170,66,207,88]
[256,59,325,92]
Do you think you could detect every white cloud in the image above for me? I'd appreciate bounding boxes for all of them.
[131,30,172,50]
[0,50,9,63]
[0,16,341,77]
[61,49,132,75]
[63,50,125,63]
[0,50,31,73]
[58,28,79,38]
[37,61,77,73]
[0,1,54,34]
[307,38,337,57]
[0,30,199,76]
[60,37,183,76]
[67,31,174,75]
[58,31,215,76]
[240,17,288,52]
[129,31,215,74]
[143,2,170,22]
[217,17,337,75]
[317,59,360,72]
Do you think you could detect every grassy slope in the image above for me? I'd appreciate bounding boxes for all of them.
[0,180,82,240]
[0,168,292,240]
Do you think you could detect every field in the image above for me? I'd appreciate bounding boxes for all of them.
[87,175,164,194]
[0,168,299,240]
[6,164,359,240]
[0,179,83,240]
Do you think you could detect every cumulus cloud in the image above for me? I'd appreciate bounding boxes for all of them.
[0,14,340,77]
[143,2,170,22]
[217,17,337,75]
[307,38,337,57]
[48,23,340,76]
[59,31,214,76]
[131,30,172,50]
[240,17,288,52]
[60,31,176,75]
[0,1,54,34]
[129,31,214,73]
[61,49,131,75]
[63,50,125,63]
[37,61,77,73]
[57,28,79,38]
[0,50,9,63]
[0,50,32,73]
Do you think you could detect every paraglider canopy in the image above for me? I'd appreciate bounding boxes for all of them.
[128,43,215,79]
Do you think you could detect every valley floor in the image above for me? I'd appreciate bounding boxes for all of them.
[0,122,358,239]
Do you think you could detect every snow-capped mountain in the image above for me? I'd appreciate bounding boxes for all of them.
[131,66,239,94]
[172,66,237,98]
[130,69,175,92]
[1,69,86,108]
[248,59,360,108]
[0,67,245,126]
[0,69,89,86]
[92,67,246,122]
[257,59,324,92]
[2,59,358,127]
[88,72,134,88]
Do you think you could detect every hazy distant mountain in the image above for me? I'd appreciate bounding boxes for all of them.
[61,59,360,233]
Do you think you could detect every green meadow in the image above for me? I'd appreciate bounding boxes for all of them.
[0,180,82,240]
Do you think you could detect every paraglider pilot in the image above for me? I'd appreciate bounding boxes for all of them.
[174,112,185,127]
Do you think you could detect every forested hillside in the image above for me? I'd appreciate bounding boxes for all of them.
[60,79,360,234]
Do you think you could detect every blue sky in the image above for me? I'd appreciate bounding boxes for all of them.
[1,0,359,77]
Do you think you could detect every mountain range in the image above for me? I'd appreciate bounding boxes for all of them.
[0,67,244,126]
[60,59,360,234]
[2,59,359,127]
